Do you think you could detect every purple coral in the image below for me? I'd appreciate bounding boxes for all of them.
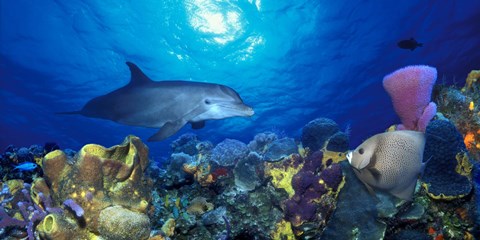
[302,150,324,173]
[319,164,343,191]
[0,207,26,228]
[283,198,317,227]
[383,65,437,132]
[63,199,84,218]
[0,183,60,240]
[283,151,344,229]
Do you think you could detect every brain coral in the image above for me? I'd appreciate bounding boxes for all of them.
[98,205,151,240]
[211,139,249,167]
[301,118,349,152]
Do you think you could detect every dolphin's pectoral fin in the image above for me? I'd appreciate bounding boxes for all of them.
[148,120,187,142]
[190,121,205,129]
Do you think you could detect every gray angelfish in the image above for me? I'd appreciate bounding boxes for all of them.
[58,62,254,141]
[346,130,426,200]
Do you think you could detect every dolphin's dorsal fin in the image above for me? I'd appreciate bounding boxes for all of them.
[126,62,153,86]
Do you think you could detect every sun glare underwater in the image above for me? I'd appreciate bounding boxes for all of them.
[1,1,480,240]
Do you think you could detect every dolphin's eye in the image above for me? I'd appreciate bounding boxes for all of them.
[358,148,364,154]
[204,99,211,104]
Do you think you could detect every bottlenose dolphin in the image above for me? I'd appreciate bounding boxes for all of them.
[59,62,254,141]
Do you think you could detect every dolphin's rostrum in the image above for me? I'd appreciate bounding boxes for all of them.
[59,62,254,141]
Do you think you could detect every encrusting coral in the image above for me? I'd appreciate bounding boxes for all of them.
[186,197,214,215]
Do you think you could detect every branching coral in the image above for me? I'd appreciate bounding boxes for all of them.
[0,180,64,240]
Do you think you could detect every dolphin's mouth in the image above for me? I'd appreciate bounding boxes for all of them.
[217,103,254,116]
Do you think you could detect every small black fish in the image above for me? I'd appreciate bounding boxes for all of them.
[397,38,423,51]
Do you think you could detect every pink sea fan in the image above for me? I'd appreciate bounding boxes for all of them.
[383,65,437,132]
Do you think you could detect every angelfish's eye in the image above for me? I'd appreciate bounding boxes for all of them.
[204,99,211,104]
[358,148,364,154]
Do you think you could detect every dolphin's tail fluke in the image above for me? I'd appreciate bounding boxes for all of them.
[56,111,82,115]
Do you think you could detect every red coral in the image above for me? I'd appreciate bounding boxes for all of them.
[211,167,229,181]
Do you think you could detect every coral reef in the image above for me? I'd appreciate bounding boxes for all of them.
[4,104,479,239]
[473,162,480,236]
[148,133,290,239]
[210,139,249,167]
[463,70,480,92]
[325,131,349,152]
[0,145,47,183]
[0,180,62,240]
[98,205,151,240]
[170,133,202,156]
[164,153,194,188]
[264,154,304,198]
[36,135,152,240]
[434,70,480,159]
[383,65,437,131]
[321,161,386,239]
[183,159,216,187]
[271,219,295,240]
[422,120,473,199]
[301,118,340,152]
[186,197,214,215]
[247,132,278,153]
[233,152,262,191]
[263,137,298,162]
[265,146,345,237]
[301,118,349,152]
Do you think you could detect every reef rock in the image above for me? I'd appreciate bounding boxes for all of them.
[321,161,386,239]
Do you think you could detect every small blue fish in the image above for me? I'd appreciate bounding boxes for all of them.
[13,162,38,171]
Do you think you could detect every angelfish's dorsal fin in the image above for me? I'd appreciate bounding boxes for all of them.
[126,62,153,86]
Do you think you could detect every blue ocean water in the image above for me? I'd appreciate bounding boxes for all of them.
[1,0,479,159]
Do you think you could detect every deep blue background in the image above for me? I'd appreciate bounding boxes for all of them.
[1,1,480,159]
